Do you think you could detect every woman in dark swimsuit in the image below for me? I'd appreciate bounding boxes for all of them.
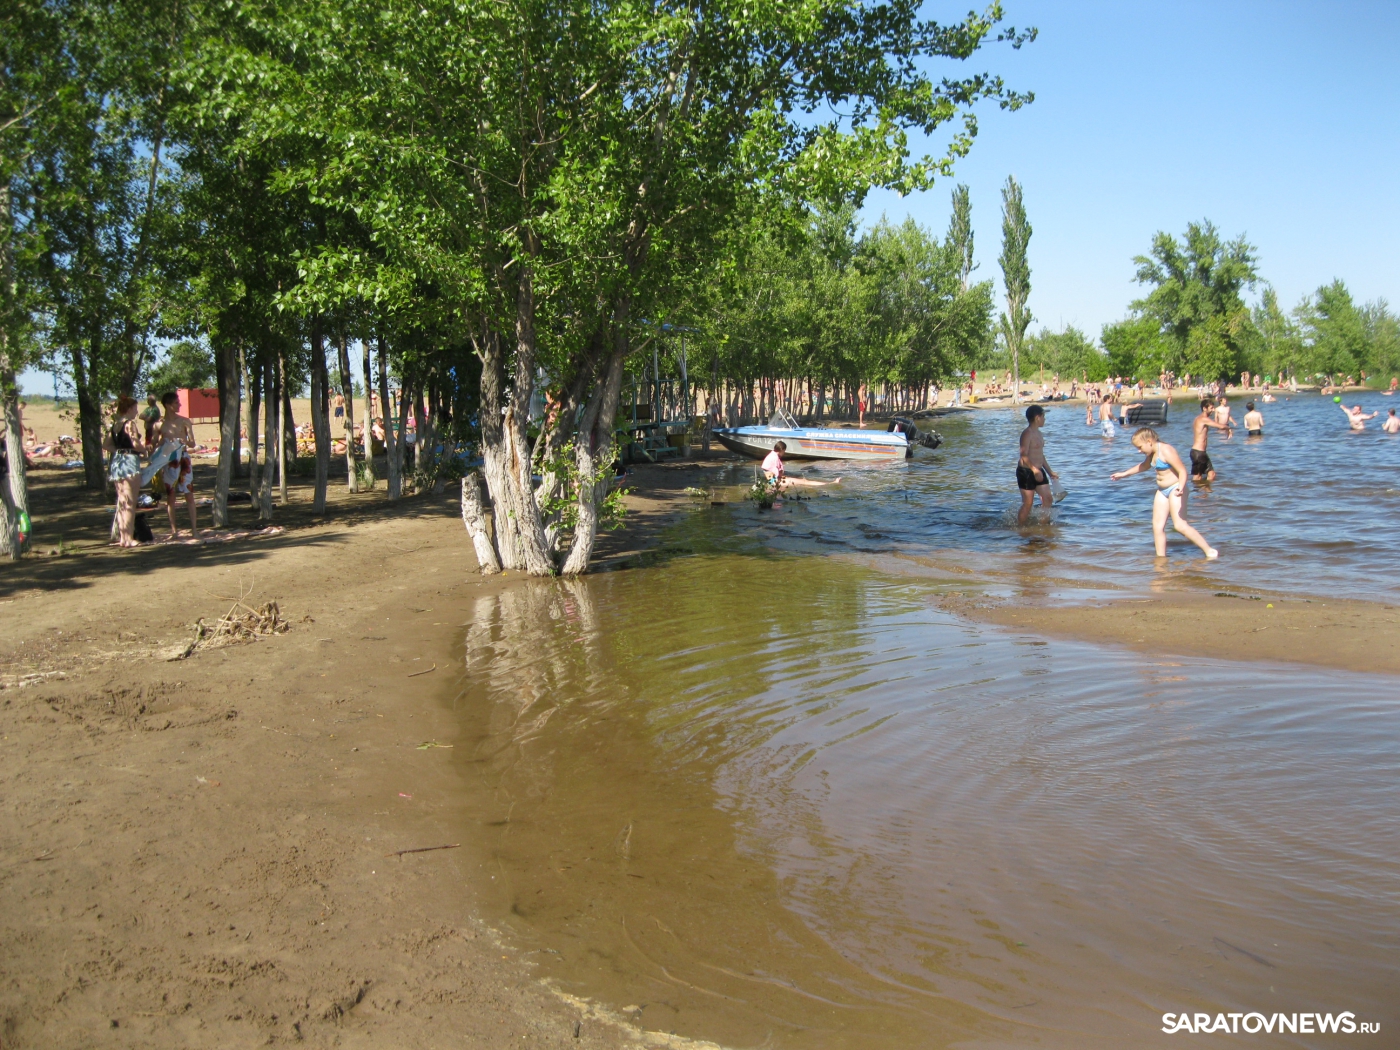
[102,396,144,547]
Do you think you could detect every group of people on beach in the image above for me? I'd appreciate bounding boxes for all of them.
[102,392,199,546]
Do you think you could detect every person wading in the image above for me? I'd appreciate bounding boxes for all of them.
[1016,405,1057,525]
[1111,427,1218,560]
[1190,397,1232,481]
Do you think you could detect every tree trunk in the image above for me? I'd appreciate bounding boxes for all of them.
[244,351,261,495]
[561,333,628,576]
[336,330,359,492]
[360,338,374,474]
[375,335,401,499]
[476,270,554,575]
[413,384,430,489]
[1,368,29,554]
[212,339,239,527]
[0,475,15,561]
[310,317,331,514]
[258,355,278,521]
[278,350,290,502]
[71,337,106,490]
[460,473,501,574]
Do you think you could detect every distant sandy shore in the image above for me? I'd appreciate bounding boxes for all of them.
[956,590,1400,677]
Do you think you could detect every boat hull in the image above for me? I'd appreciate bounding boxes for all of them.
[713,426,908,462]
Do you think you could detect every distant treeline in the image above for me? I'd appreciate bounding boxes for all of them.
[1003,223,1399,385]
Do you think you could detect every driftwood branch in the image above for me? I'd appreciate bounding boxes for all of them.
[386,843,461,858]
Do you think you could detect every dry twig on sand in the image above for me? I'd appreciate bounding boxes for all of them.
[170,582,293,660]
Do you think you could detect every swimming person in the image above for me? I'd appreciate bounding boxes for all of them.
[1016,404,1058,525]
[1190,398,1231,481]
[1384,409,1400,434]
[1111,427,1219,560]
[1341,403,1378,431]
[761,441,839,490]
[1243,401,1264,436]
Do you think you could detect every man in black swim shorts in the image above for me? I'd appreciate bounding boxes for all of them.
[1016,405,1057,525]
[1190,397,1230,481]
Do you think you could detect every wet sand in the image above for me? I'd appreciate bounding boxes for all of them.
[963,591,1400,676]
[0,463,716,1049]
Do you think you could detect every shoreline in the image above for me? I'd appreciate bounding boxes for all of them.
[0,463,722,1049]
[4,457,1398,1046]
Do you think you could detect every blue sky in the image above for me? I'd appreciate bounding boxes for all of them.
[861,0,1400,338]
[20,1,1400,393]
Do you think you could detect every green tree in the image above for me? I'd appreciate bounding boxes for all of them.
[1250,285,1302,379]
[945,183,975,292]
[206,0,1034,574]
[1024,325,1104,381]
[1361,300,1400,383]
[997,175,1031,400]
[1131,220,1258,381]
[1099,314,1169,379]
[146,339,215,394]
[1296,279,1366,379]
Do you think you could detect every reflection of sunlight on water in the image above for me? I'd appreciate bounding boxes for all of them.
[451,557,1400,1049]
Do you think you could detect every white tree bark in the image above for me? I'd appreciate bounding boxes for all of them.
[460,473,501,574]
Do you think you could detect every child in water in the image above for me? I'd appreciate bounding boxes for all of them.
[1243,401,1264,436]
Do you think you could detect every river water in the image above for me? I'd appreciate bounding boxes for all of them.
[446,392,1399,1048]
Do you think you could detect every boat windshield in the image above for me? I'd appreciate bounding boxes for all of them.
[768,408,800,430]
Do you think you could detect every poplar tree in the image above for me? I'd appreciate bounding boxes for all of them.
[946,184,975,293]
[998,175,1031,401]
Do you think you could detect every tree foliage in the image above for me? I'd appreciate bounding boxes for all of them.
[997,175,1031,393]
[6,0,1036,567]
[1130,220,1258,381]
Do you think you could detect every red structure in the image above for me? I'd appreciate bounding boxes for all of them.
[178,388,220,424]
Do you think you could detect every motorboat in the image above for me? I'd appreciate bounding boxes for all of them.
[713,409,941,462]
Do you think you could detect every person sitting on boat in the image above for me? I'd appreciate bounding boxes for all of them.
[761,441,840,489]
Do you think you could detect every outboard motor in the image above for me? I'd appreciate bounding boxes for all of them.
[888,417,942,455]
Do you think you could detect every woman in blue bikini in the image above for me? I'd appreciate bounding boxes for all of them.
[1111,427,1219,560]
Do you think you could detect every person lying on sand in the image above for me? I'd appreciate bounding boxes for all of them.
[761,442,840,490]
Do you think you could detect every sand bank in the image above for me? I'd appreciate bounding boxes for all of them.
[955,589,1400,677]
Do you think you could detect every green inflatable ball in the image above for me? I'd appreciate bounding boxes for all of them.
[1333,395,1342,403]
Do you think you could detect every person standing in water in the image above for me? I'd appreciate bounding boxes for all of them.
[1383,409,1399,433]
[1243,401,1264,436]
[1016,405,1057,525]
[1190,397,1231,481]
[1340,403,1377,431]
[1098,395,1116,437]
[1111,427,1218,560]
[761,441,840,490]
